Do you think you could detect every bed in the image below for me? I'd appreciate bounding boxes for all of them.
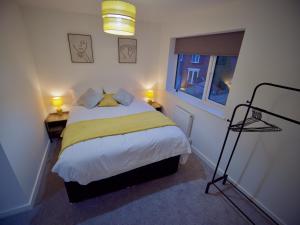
[52,99,191,202]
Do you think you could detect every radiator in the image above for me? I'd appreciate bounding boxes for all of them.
[172,106,193,138]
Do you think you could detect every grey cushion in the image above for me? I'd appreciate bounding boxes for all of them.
[113,89,134,106]
[77,88,103,109]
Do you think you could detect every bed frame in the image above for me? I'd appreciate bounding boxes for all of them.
[64,155,180,202]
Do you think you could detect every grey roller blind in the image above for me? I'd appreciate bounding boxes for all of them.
[174,31,244,56]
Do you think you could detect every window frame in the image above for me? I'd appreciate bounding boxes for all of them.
[174,54,234,115]
[202,56,227,108]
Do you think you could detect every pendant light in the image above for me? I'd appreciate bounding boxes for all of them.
[101,0,136,36]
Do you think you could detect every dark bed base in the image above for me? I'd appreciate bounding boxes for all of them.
[64,155,180,202]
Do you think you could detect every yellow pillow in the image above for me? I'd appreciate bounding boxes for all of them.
[98,94,119,107]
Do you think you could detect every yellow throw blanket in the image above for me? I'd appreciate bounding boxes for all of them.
[60,111,176,156]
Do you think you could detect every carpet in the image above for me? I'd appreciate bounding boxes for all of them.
[0,141,273,225]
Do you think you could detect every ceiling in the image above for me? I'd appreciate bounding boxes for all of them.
[16,0,235,22]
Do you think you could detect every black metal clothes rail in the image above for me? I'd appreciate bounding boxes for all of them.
[205,83,300,225]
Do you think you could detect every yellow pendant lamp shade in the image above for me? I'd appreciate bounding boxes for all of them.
[101,0,136,36]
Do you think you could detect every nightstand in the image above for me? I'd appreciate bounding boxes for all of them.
[149,101,162,112]
[45,112,69,142]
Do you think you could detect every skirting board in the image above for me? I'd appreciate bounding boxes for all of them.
[191,145,285,225]
[0,140,50,219]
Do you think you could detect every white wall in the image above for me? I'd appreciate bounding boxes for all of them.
[157,0,300,224]
[22,7,162,113]
[0,0,49,215]
[0,143,27,215]
[1,0,299,223]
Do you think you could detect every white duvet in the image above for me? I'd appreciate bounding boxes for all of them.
[52,99,191,185]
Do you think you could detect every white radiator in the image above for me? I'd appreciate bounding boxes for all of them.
[172,106,193,139]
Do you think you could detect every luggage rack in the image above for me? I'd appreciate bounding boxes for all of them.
[205,83,300,225]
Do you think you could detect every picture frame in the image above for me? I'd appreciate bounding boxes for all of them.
[118,38,137,63]
[67,33,94,63]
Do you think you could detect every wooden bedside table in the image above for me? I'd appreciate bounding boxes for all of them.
[149,101,162,112]
[45,112,69,142]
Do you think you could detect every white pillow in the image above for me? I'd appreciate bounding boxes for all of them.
[104,87,119,94]
[77,88,103,109]
[113,89,134,106]
[72,86,103,102]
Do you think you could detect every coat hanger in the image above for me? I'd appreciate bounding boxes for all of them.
[230,109,282,132]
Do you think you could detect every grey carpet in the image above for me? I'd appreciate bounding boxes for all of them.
[0,141,273,225]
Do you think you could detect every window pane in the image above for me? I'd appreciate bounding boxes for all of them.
[191,54,200,63]
[208,56,238,105]
[175,54,210,99]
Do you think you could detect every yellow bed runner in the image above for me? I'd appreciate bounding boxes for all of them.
[60,111,176,155]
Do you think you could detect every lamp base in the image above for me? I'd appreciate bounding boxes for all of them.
[56,108,63,115]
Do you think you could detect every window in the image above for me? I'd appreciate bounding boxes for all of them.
[171,31,244,114]
[208,56,237,105]
[191,54,200,63]
[175,54,209,99]
[175,54,238,106]
[187,68,200,84]
[179,54,184,62]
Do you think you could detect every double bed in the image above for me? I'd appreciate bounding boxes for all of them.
[52,99,191,202]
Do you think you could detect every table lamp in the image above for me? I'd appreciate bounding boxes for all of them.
[51,96,63,114]
[145,89,154,103]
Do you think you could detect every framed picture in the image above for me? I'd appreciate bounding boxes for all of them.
[67,33,94,63]
[118,38,137,63]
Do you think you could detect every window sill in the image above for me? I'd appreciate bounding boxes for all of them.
[168,89,226,119]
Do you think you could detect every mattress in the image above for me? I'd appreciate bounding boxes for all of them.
[52,99,191,185]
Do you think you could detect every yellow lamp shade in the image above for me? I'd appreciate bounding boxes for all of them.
[145,90,154,103]
[51,96,63,107]
[51,96,63,113]
[146,90,154,99]
[101,0,136,36]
